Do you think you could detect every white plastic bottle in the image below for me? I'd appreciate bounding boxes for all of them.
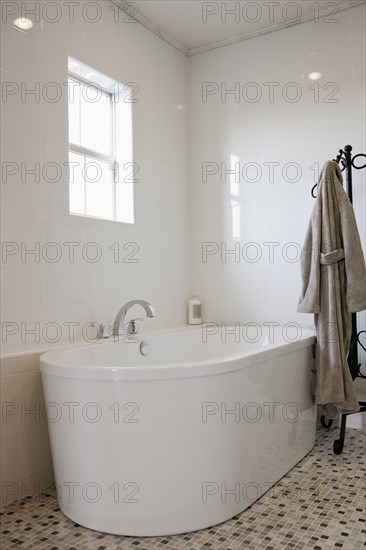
[188,296,202,325]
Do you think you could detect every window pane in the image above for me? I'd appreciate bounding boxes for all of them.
[68,59,135,224]
[69,152,85,215]
[68,78,80,146]
[85,157,114,220]
[80,84,111,155]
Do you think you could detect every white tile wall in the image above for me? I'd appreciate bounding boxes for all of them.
[189,4,366,331]
[0,355,53,508]
[1,0,191,354]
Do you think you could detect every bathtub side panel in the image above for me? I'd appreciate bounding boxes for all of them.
[41,344,316,536]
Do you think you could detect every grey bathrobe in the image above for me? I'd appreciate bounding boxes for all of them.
[298,160,366,419]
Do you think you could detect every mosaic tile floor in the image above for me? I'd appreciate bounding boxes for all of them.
[1,427,365,550]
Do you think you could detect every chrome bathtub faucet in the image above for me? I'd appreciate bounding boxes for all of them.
[113,300,157,337]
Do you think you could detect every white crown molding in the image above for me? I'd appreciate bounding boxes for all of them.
[188,0,366,56]
[110,0,366,57]
[109,0,189,55]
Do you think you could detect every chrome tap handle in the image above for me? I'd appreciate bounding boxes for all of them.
[128,318,144,335]
[99,322,110,339]
[91,322,109,339]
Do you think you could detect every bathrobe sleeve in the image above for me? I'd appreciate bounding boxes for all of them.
[297,207,322,314]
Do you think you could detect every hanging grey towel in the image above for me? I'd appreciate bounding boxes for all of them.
[298,160,366,419]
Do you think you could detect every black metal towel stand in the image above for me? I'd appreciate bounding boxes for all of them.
[311,145,366,454]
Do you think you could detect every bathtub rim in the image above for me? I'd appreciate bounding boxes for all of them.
[40,326,315,381]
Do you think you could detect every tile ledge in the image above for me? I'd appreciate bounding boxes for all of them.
[0,324,196,360]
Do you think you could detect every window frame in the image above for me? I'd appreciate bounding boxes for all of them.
[68,71,120,220]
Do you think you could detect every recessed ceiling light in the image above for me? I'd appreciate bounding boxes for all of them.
[13,17,33,30]
[308,72,322,81]
[176,104,186,110]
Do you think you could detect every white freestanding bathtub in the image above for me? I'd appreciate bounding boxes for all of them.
[40,324,316,536]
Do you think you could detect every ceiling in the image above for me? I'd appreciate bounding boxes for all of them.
[112,0,365,55]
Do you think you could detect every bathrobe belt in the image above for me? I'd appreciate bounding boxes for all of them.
[320,248,345,265]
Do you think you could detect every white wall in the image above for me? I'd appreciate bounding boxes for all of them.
[1,0,191,354]
[189,4,366,330]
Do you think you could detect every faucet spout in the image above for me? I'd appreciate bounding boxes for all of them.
[113,300,156,337]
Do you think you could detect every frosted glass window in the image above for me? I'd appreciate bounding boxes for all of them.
[68,58,134,224]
